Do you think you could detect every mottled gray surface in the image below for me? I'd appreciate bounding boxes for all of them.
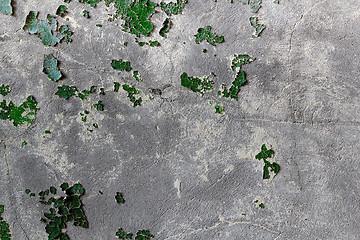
[0,0,360,239]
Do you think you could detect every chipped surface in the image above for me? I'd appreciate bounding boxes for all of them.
[0,0,360,239]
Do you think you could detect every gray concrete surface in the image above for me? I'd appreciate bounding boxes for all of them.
[0,0,360,239]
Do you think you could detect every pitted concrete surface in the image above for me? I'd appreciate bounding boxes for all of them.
[0,0,360,239]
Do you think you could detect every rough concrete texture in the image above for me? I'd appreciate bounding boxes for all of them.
[0,0,360,239]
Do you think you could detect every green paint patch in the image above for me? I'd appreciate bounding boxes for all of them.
[159,18,171,38]
[135,230,154,240]
[0,0,12,15]
[0,205,11,240]
[241,0,262,13]
[83,10,90,18]
[56,85,77,99]
[180,72,214,95]
[215,104,224,114]
[21,141,27,147]
[195,26,224,46]
[115,192,125,204]
[0,96,39,126]
[93,100,104,111]
[231,54,255,72]
[23,11,72,46]
[45,130,51,134]
[114,82,120,92]
[43,54,62,82]
[122,84,142,107]
[160,0,187,16]
[255,144,274,160]
[115,229,154,240]
[99,88,105,95]
[255,144,280,179]
[77,90,90,100]
[28,183,89,240]
[56,5,67,16]
[133,71,143,82]
[135,38,160,47]
[116,228,133,239]
[106,0,157,37]
[90,86,97,93]
[111,59,132,71]
[219,55,255,100]
[218,70,246,100]
[80,110,89,122]
[250,16,265,38]
[0,85,10,96]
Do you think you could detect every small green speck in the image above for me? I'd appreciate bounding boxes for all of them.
[25,189,31,194]
[215,104,224,114]
[99,190,103,195]
[114,82,120,92]
[115,192,125,204]
[90,86,97,93]
[96,24,102,27]
[99,88,105,95]
[45,130,51,134]
[21,141,27,147]
[83,10,89,18]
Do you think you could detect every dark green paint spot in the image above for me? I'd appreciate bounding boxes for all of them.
[195,26,224,46]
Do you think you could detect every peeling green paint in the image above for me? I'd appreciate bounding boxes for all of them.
[111,59,132,71]
[195,26,224,46]
[159,18,171,38]
[122,84,142,107]
[250,16,265,38]
[0,96,39,126]
[255,144,280,179]
[0,0,12,15]
[106,0,157,37]
[0,205,11,240]
[56,85,77,99]
[28,183,89,240]
[0,85,10,96]
[43,54,62,82]
[23,11,72,46]
[160,0,188,16]
[181,72,214,95]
